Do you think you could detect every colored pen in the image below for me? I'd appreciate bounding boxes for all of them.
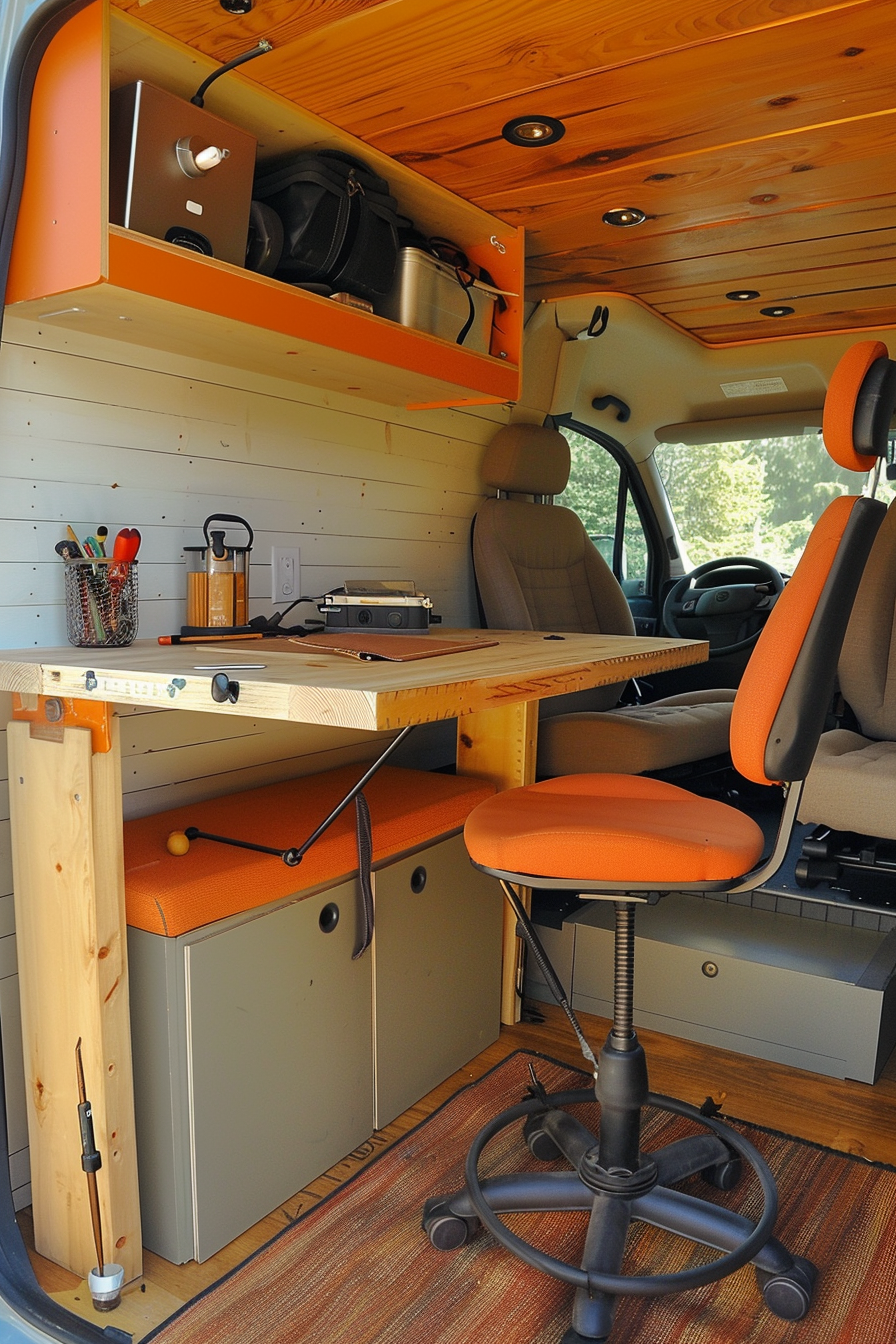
[158,633,264,645]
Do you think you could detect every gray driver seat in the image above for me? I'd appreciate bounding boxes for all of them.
[472,423,736,776]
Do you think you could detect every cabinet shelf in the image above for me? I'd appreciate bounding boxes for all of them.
[6,2,523,409]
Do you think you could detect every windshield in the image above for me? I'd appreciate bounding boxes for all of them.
[653,433,866,572]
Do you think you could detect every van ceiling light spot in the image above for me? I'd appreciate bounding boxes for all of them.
[760,305,795,317]
[501,116,566,146]
[602,208,647,228]
[726,290,760,301]
[220,0,253,11]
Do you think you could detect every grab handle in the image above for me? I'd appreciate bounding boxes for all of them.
[202,514,254,549]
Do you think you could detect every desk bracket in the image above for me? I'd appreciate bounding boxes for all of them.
[12,694,113,753]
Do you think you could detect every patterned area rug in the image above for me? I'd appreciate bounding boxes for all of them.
[145,1052,896,1344]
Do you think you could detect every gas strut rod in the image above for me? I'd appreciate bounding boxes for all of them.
[183,724,415,865]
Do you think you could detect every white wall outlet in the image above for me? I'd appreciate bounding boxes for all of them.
[272,547,301,604]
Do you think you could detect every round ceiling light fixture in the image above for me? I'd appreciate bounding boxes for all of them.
[220,0,253,12]
[602,207,647,228]
[726,289,760,301]
[760,305,795,317]
[501,116,566,147]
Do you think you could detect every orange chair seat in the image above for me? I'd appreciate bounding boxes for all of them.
[124,765,495,937]
[464,774,766,885]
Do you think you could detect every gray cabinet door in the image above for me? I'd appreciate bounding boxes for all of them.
[372,835,502,1128]
[186,881,373,1261]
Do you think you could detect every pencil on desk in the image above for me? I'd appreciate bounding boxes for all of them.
[158,633,264,645]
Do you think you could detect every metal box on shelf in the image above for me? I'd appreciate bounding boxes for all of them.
[377,247,501,354]
[110,81,257,266]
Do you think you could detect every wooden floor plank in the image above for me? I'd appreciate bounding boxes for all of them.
[20,1002,896,1328]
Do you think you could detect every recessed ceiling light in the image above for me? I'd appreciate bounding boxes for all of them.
[726,290,760,301]
[501,116,566,147]
[602,208,647,228]
[220,0,253,12]
[760,305,795,317]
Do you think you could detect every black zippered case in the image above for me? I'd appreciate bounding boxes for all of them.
[253,149,402,301]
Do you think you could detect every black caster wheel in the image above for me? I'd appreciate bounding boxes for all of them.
[523,1113,561,1161]
[700,1151,743,1191]
[560,1328,608,1344]
[756,1255,818,1321]
[421,1197,479,1250]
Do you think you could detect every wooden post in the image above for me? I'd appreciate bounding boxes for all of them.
[456,700,538,1025]
[8,718,142,1281]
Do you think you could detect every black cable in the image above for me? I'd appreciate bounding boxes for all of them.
[247,588,341,634]
[191,40,273,107]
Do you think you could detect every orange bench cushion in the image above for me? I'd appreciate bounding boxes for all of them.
[124,765,495,937]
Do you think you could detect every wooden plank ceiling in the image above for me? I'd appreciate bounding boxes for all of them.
[110,0,896,345]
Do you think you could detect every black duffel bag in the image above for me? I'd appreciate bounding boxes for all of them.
[252,149,402,301]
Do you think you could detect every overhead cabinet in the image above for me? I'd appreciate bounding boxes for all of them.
[6,2,523,409]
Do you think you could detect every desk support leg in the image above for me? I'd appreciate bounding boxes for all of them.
[7,719,142,1282]
[456,701,538,1026]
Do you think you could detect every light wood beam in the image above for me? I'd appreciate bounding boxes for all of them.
[456,700,538,1026]
[8,720,141,1282]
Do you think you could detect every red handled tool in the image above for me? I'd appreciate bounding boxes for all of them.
[112,528,141,562]
[109,528,141,595]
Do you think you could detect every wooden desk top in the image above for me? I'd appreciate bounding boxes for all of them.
[0,629,708,732]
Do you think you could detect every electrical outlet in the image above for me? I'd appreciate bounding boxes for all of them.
[272,547,301,604]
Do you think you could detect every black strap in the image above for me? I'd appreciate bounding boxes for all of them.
[455,267,477,346]
[353,792,374,959]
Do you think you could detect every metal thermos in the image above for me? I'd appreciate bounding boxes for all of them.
[185,514,254,628]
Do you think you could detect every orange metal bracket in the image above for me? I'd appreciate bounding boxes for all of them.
[12,695,113,754]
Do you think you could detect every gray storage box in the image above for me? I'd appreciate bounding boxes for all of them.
[567,894,896,1083]
[110,81,256,266]
[127,833,501,1263]
[378,247,500,354]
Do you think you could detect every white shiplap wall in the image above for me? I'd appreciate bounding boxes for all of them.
[0,312,509,1206]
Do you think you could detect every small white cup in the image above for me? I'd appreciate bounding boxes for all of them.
[87,1263,124,1311]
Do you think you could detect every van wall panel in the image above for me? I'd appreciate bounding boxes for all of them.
[0,898,14,938]
[0,825,11,900]
[119,708,388,761]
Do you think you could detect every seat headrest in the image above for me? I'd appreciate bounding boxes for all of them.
[481,424,571,495]
[823,340,896,471]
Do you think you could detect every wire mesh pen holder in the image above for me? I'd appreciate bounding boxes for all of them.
[64,559,138,647]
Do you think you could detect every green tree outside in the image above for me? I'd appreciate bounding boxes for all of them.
[655,435,860,569]
[558,427,866,573]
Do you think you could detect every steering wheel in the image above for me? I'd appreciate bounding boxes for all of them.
[662,556,784,657]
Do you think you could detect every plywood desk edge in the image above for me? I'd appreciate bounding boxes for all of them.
[0,633,709,730]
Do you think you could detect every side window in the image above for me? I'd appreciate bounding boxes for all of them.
[555,424,651,596]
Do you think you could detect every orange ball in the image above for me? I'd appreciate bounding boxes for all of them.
[166,831,190,857]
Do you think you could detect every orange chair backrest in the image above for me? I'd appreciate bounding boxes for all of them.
[729,340,895,786]
[729,494,882,785]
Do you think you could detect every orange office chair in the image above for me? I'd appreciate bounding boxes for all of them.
[422,341,893,1343]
